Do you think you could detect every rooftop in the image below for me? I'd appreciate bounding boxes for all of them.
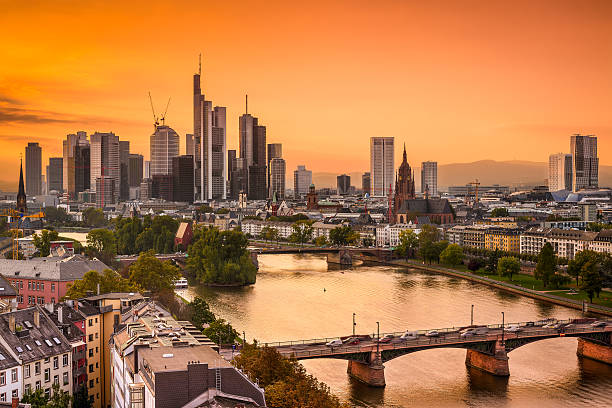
[0,255,110,281]
[140,345,231,373]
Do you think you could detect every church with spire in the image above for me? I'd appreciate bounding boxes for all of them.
[393,144,416,216]
[16,158,27,215]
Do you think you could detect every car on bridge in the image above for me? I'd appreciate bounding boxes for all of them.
[343,337,361,345]
[591,321,608,328]
[425,330,440,337]
[506,325,521,333]
[400,331,418,340]
[379,334,394,343]
[326,339,342,347]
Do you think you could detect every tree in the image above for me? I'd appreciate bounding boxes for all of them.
[64,269,141,299]
[86,228,116,265]
[289,221,314,246]
[189,298,216,329]
[314,236,328,247]
[128,250,180,294]
[467,258,484,272]
[568,250,600,286]
[491,208,510,217]
[580,260,603,303]
[328,225,359,247]
[133,215,179,254]
[440,244,463,266]
[486,249,501,273]
[535,243,556,287]
[203,318,241,344]
[82,207,106,227]
[497,256,521,280]
[395,229,418,259]
[418,224,441,263]
[115,216,143,255]
[32,229,59,257]
[44,207,73,226]
[22,383,71,408]
[260,226,276,242]
[72,384,92,408]
[187,227,257,285]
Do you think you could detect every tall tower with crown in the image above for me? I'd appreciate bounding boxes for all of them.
[16,157,27,214]
[393,144,415,219]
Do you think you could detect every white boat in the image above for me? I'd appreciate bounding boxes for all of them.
[174,278,188,289]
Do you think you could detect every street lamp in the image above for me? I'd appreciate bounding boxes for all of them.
[376,321,380,355]
[501,311,505,345]
[471,304,474,326]
[353,313,356,336]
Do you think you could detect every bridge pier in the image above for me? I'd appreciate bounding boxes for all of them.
[577,337,612,365]
[347,352,385,387]
[465,341,509,376]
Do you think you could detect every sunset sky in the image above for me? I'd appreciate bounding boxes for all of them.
[1,0,611,189]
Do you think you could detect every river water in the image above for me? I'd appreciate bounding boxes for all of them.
[179,254,612,408]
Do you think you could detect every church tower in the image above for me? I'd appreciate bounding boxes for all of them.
[16,158,27,214]
[393,144,415,219]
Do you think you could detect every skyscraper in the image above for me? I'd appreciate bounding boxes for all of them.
[370,137,394,196]
[128,154,144,187]
[74,142,90,196]
[144,161,150,179]
[25,142,42,196]
[421,161,438,197]
[337,174,351,195]
[267,143,282,190]
[95,176,115,208]
[548,153,572,192]
[210,106,227,200]
[62,131,87,197]
[269,158,286,199]
[47,157,63,193]
[362,172,371,195]
[186,133,194,156]
[293,165,312,198]
[150,125,179,176]
[172,155,194,203]
[239,97,267,200]
[90,132,120,203]
[570,134,598,192]
[119,140,130,201]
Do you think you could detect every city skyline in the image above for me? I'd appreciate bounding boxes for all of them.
[1,1,611,189]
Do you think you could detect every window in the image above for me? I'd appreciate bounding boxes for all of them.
[88,334,93,342]
[63,372,68,386]
[0,372,5,386]
[95,333,98,339]
[44,357,50,364]
[44,388,50,398]
[95,347,98,353]
[36,282,39,291]
[95,362,98,368]
[35,362,40,375]
[95,317,98,323]
[24,364,30,378]
[51,297,55,304]
[89,379,94,389]
[11,390,17,398]
[53,375,58,385]
[51,283,55,292]
[11,368,17,383]
[44,368,50,382]
[40,283,44,291]
[89,349,93,358]
[35,380,41,390]
[88,319,93,327]
[62,354,68,367]
[0,393,5,402]
[28,282,31,290]
[25,384,31,393]
[88,364,93,373]
[53,357,58,369]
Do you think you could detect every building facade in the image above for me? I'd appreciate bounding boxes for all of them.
[150,126,179,177]
[421,161,438,197]
[90,132,120,203]
[337,174,351,195]
[95,176,115,208]
[128,154,143,188]
[293,165,312,198]
[548,153,573,192]
[172,155,194,203]
[62,132,88,198]
[370,137,394,196]
[46,158,63,194]
[25,143,42,196]
[269,158,286,199]
[362,172,371,195]
[570,134,598,191]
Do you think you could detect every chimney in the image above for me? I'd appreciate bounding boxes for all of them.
[8,314,15,333]
[11,396,18,408]
[58,306,63,324]
[33,309,40,328]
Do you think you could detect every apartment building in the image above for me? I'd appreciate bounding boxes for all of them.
[484,227,521,253]
[520,227,598,260]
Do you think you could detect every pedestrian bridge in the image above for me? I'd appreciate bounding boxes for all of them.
[243,318,612,387]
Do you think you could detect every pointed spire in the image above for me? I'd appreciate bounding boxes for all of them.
[403,143,407,163]
[16,156,27,214]
[245,94,248,114]
[198,53,202,75]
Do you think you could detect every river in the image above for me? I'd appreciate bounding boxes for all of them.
[178,254,612,408]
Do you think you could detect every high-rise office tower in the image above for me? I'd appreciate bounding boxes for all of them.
[25,142,42,196]
[293,165,312,198]
[370,137,394,196]
[186,133,194,156]
[337,174,351,195]
[119,140,130,201]
[267,143,282,190]
[74,142,90,196]
[548,153,573,192]
[46,157,63,193]
[570,134,598,192]
[421,161,438,197]
[239,96,267,200]
[230,156,248,200]
[150,125,179,176]
[172,155,194,203]
[90,132,120,203]
[362,172,371,195]
[193,62,226,201]
[152,175,173,201]
[95,176,115,208]
[62,131,87,197]
[144,161,151,179]
[128,154,144,187]
[269,158,286,199]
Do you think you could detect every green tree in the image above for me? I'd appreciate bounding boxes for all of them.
[86,228,116,265]
[115,216,143,255]
[497,256,521,280]
[535,243,556,287]
[580,260,603,303]
[64,269,141,299]
[203,318,241,344]
[395,229,418,259]
[328,225,359,246]
[314,236,328,246]
[44,207,73,226]
[187,227,257,285]
[128,250,180,294]
[567,250,600,286]
[490,208,510,217]
[72,384,93,408]
[486,249,501,273]
[260,226,276,242]
[418,224,441,263]
[32,229,59,257]
[189,298,216,329]
[289,221,314,246]
[22,383,71,408]
[82,207,106,227]
[440,243,463,266]
[134,215,179,254]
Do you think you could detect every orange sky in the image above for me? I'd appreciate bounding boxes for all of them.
[1,0,611,189]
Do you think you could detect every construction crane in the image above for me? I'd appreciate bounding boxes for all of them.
[148,92,159,128]
[0,209,44,260]
[159,97,171,126]
[467,179,481,205]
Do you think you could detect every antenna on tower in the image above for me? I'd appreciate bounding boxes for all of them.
[245,94,248,114]
[148,92,159,128]
[198,53,202,75]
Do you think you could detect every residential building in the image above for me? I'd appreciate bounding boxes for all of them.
[463,225,488,249]
[580,203,597,222]
[570,134,598,191]
[25,143,42,196]
[370,137,394,196]
[269,158,286,199]
[548,153,573,192]
[484,227,521,253]
[172,155,194,203]
[337,174,350,195]
[362,172,371,195]
[128,154,143,188]
[46,158,63,193]
[293,165,312,198]
[150,125,179,177]
[520,227,599,260]
[62,131,88,197]
[375,224,420,247]
[90,132,120,203]
[421,161,438,197]
[0,340,20,404]
[1,255,110,308]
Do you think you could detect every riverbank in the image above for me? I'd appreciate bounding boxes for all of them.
[386,259,612,317]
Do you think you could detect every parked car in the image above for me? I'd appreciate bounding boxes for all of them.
[505,325,521,333]
[425,330,440,337]
[326,339,342,347]
[379,334,394,343]
[343,337,361,345]
[460,331,474,338]
[591,321,608,328]
[400,331,418,340]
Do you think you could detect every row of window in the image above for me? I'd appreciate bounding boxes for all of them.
[0,369,18,385]
[23,296,54,305]
[23,355,69,379]
[9,281,56,293]
[23,372,69,393]
[0,389,18,402]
